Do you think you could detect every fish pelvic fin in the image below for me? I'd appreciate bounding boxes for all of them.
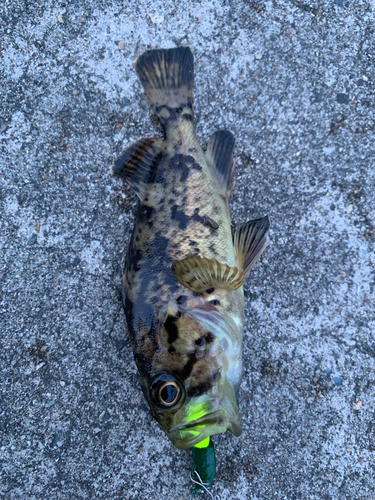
[172,255,243,293]
[111,137,163,199]
[205,130,236,198]
[234,215,270,277]
[135,47,194,124]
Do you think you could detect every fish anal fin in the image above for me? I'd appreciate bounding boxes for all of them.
[205,130,235,197]
[172,255,243,293]
[234,215,270,277]
[111,137,163,199]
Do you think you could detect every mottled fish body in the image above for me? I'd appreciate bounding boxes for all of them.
[112,47,269,449]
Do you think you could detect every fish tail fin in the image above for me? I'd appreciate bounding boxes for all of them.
[135,47,194,123]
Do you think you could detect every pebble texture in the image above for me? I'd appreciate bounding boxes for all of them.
[1,1,374,499]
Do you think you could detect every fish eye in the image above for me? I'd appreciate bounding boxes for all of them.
[149,371,184,408]
[158,382,180,406]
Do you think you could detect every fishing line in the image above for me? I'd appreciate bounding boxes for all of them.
[190,469,214,498]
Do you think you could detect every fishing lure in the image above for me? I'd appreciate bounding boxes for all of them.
[191,437,216,496]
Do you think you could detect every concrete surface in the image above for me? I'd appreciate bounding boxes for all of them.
[1,0,374,498]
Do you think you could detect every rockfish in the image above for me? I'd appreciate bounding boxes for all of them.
[112,47,269,449]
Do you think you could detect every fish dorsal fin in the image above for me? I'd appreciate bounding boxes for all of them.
[172,255,243,293]
[111,137,163,199]
[234,215,270,277]
[205,130,235,197]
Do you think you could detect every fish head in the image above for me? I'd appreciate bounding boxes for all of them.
[165,377,242,449]
[144,303,243,449]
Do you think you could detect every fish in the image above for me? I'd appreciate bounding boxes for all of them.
[111,46,270,450]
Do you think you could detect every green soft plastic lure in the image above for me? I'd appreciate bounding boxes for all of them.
[190,438,216,496]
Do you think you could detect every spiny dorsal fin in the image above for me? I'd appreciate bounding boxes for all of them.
[205,130,235,197]
[135,47,194,123]
[111,137,163,199]
[234,215,270,277]
[172,255,243,293]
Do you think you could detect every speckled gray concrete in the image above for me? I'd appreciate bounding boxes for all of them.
[1,1,374,499]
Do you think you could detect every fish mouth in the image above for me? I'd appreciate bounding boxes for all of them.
[167,409,241,449]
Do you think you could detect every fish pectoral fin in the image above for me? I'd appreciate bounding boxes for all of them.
[234,215,270,278]
[172,255,243,293]
[205,130,235,197]
[111,137,163,199]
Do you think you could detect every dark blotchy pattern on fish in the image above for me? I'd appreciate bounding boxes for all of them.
[123,151,231,400]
